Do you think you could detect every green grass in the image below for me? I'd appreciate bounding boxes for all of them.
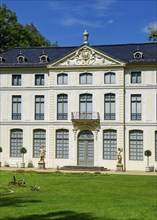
[0,170,156,220]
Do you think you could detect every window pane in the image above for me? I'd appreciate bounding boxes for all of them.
[129,130,143,160]
[10,129,23,157]
[33,130,46,158]
[56,130,69,159]
[103,130,117,160]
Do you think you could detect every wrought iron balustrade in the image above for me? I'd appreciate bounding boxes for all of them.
[131,113,141,120]
[57,113,68,120]
[35,113,44,120]
[71,112,100,120]
[12,113,21,120]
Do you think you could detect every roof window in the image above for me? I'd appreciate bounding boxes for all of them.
[133,48,143,60]
[0,55,5,63]
[16,52,27,63]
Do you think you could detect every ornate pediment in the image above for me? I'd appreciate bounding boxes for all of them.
[49,45,124,67]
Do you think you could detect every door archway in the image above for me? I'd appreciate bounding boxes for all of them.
[77,130,94,166]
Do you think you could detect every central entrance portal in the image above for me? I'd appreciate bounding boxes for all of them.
[78,130,94,166]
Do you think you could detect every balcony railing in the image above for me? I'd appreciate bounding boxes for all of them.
[57,113,68,120]
[35,113,44,120]
[104,113,115,120]
[131,113,141,120]
[12,113,21,120]
[71,112,100,120]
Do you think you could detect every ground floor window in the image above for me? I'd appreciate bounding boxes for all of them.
[33,129,46,158]
[129,130,143,160]
[56,129,69,159]
[10,129,23,157]
[103,130,117,160]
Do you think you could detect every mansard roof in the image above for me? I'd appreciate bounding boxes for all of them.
[0,42,157,67]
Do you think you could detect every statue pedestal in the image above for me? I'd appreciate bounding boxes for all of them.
[116,164,123,172]
[38,162,45,169]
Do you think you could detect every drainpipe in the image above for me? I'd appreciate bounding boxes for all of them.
[123,69,126,172]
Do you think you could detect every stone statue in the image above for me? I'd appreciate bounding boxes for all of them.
[117,148,123,165]
[39,146,46,163]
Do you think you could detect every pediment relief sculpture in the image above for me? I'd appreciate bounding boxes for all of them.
[59,46,117,66]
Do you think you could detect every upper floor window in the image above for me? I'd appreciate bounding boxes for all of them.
[10,129,23,157]
[80,73,92,84]
[12,75,21,86]
[104,93,116,120]
[57,73,68,85]
[131,95,141,120]
[35,96,44,120]
[129,130,143,160]
[12,96,21,120]
[35,74,44,86]
[104,72,115,84]
[57,94,68,120]
[131,72,141,83]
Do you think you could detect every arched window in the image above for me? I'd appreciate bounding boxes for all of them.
[104,93,116,120]
[33,129,46,158]
[10,129,23,157]
[129,130,143,160]
[103,130,117,160]
[80,73,92,84]
[56,129,69,159]
[104,72,115,84]
[57,73,68,85]
[57,94,68,120]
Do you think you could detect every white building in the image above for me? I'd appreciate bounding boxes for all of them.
[0,32,157,171]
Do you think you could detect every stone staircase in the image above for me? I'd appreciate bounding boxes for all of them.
[59,166,109,171]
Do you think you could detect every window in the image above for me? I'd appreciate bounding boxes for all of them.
[104,93,115,120]
[35,96,44,120]
[17,55,26,63]
[12,96,21,120]
[79,94,92,119]
[103,130,117,160]
[104,72,115,84]
[129,130,143,160]
[57,94,68,120]
[57,73,68,85]
[131,72,141,83]
[10,129,23,157]
[12,75,21,86]
[80,73,92,84]
[56,129,69,159]
[131,95,141,120]
[35,74,44,86]
[39,55,49,63]
[33,129,46,158]
[155,131,157,161]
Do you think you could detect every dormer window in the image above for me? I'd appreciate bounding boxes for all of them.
[39,54,49,63]
[17,54,26,63]
[0,55,5,63]
[133,51,143,60]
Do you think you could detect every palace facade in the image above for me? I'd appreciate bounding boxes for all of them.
[0,32,157,171]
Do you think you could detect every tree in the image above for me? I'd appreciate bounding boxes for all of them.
[0,4,53,52]
[147,25,157,42]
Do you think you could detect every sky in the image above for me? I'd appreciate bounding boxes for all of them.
[1,0,157,46]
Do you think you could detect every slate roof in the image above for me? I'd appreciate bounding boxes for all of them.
[0,42,157,67]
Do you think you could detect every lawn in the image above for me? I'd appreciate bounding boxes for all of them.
[0,170,156,220]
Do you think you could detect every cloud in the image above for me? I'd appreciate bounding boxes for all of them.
[49,0,116,28]
[142,21,157,33]
[60,17,103,28]
[108,19,114,24]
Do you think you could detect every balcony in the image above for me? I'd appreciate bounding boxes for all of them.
[72,112,100,120]
[71,112,100,130]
